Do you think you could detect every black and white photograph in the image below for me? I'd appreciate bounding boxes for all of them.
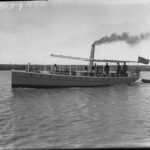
[1,0,150,149]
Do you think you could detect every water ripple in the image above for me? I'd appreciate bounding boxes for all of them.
[1,71,150,148]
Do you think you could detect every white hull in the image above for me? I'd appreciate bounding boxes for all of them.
[11,70,139,88]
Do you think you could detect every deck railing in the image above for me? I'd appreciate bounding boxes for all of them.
[25,64,139,78]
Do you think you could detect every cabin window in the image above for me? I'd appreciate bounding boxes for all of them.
[30,74,32,76]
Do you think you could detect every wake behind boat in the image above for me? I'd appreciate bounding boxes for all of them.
[11,44,144,88]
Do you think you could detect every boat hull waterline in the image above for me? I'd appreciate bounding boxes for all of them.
[11,71,139,88]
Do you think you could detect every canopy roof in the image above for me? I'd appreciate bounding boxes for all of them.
[50,54,138,63]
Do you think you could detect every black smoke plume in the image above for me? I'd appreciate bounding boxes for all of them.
[93,32,150,46]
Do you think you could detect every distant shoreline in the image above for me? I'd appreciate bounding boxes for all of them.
[0,64,150,71]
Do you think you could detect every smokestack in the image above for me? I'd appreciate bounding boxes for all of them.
[89,44,95,69]
[90,44,95,59]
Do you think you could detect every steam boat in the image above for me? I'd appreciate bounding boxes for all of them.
[11,44,140,88]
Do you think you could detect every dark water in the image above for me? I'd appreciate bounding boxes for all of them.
[1,71,150,149]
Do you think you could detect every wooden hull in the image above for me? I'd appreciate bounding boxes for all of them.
[11,70,139,88]
[141,79,150,83]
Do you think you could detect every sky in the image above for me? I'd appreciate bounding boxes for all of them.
[1,0,150,64]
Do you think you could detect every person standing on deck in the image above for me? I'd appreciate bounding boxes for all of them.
[122,62,128,77]
[116,62,121,77]
[53,64,57,74]
[104,63,110,77]
[94,63,97,75]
